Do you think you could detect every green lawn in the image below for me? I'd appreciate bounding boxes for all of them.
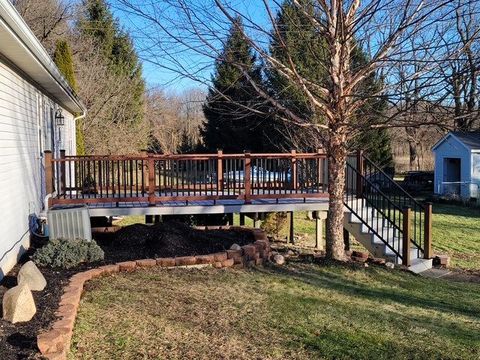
[70,263,480,360]
[431,204,480,270]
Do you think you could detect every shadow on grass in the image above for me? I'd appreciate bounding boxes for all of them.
[256,262,480,320]
[432,204,480,218]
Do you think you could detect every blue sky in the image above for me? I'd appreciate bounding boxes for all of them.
[109,0,273,92]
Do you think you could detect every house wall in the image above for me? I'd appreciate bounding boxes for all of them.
[433,135,471,198]
[0,59,76,279]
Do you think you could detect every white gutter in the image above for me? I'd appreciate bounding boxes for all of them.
[0,0,85,114]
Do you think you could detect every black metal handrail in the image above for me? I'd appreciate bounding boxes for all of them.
[362,155,425,210]
[345,162,403,258]
[345,152,431,258]
[361,154,425,255]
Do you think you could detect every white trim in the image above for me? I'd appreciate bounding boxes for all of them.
[432,133,472,152]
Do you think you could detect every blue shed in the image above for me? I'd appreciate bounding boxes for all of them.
[432,132,480,199]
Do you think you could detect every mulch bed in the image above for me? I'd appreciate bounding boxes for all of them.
[0,221,254,360]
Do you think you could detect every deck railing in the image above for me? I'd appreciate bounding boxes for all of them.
[45,149,432,263]
[47,150,329,205]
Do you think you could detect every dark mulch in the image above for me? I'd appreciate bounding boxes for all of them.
[0,221,254,360]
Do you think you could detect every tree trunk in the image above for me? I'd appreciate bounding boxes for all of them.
[326,135,348,261]
[408,140,417,171]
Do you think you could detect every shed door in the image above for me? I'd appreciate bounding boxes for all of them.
[443,158,461,195]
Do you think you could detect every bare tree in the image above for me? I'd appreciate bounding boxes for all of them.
[72,36,149,154]
[146,88,206,153]
[13,0,71,53]
[114,0,477,260]
[438,0,480,130]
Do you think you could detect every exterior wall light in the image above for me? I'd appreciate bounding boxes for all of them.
[55,108,65,126]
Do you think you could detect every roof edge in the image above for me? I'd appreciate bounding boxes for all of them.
[0,0,85,114]
[432,132,472,152]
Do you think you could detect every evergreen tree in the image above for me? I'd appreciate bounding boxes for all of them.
[80,0,144,124]
[202,18,269,153]
[54,39,85,155]
[268,0,328,123]
[351,46,393,167]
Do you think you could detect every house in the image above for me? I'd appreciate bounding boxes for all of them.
[432,131,480,199]
[0,0,85,279]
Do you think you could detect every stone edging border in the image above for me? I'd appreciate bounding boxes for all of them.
[36,227,270,360]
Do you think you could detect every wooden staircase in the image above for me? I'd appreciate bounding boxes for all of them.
[344,153,433,273]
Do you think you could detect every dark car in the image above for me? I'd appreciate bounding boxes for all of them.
[402,171,434,193]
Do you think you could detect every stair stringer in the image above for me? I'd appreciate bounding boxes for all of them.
[343,212,397,263]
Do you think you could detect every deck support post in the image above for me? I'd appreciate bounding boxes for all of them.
[253,213,260,228]
[402,207,412,266]
[289,211,294,244]
[343,229,350,251]
[356,150,364,198]
[227,213,234,226]
[314,210,327,250]
[424,203,433,259]
[239,213,245,226]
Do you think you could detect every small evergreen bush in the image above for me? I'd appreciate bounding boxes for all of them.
[261,212,288,239]
[33,238,104,269]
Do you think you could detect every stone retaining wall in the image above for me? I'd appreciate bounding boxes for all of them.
[36,227,270,360]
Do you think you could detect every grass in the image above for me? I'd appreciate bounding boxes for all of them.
[70,262,480,360]
[431,204,480,270]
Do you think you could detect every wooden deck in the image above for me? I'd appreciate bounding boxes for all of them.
[45,151,337,216]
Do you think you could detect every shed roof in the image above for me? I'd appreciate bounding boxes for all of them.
[450,132,480,149]
[432,131,480,151]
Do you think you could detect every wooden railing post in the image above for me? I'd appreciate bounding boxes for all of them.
[402,207,412,266]
[291,150,297,190]
[244,152,251,203]
[141,150,148,195]
[147,152,155,205]
[217,149,223,192]
[356,149,364,198]
[424,203,433,259]
[60,150,66,196]
[44,150,54,196]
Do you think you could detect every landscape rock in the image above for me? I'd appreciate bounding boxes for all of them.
[352,250,369,259]
[434,254,450,267]
[385,262,395,269]
[273,254,285,265]
[2,283,36,323]
[17,261,47,291]
[230,243,242,251]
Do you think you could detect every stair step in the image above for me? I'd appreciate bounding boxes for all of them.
[408,258,433,273]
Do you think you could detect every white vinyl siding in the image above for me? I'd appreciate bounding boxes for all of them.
[0,60,76,278]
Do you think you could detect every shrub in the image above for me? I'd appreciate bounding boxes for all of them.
[33,238,104,269]
[261,212,288,239]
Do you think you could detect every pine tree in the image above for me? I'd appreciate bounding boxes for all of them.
[202,18,269,153]
[268,0,328,121]
[54,40,85,155]
[80,0,144,124]
[351,46,393,168]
